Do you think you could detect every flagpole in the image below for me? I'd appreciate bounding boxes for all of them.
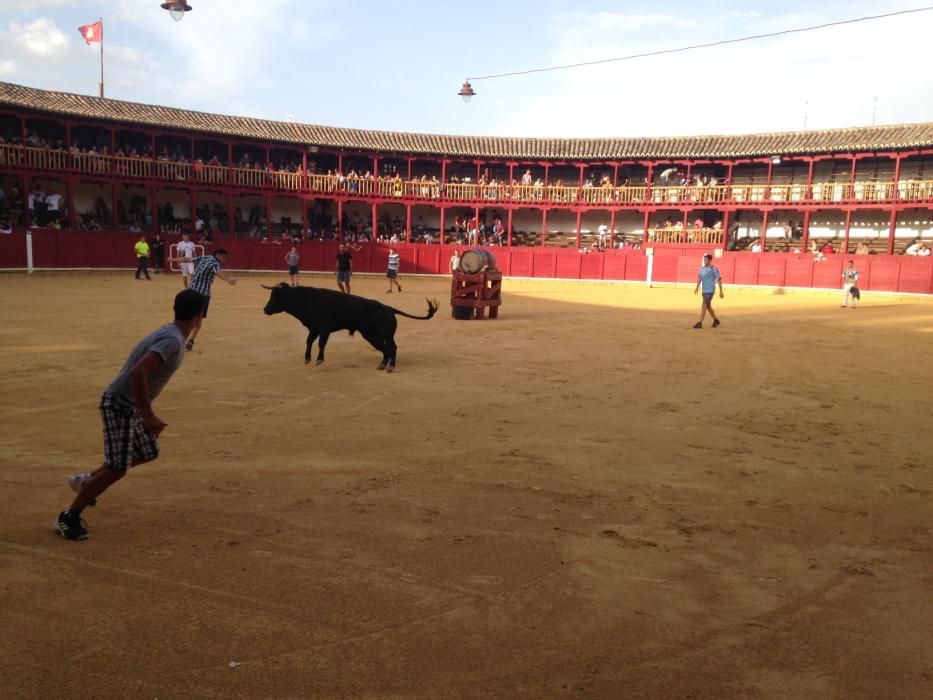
[98,17,104,98]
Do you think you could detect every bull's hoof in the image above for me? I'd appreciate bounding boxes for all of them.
[386,365,395,373]
[315,359,324,366]
[377,362,387,370]
[304,358,311,365]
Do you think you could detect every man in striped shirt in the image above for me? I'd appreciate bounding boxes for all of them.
[169,247,237,350]
[386,247,402,293]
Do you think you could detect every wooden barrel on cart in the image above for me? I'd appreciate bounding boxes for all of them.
[459,249,497,275]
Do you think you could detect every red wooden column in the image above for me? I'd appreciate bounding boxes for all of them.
[407,158,413,181]
[191,188,198,235]
[643,162,655,202]
[609,210,617,248]
[65,179,77,230]
[507,208,513,246]
[642,210,650,246]
[682,210,690,239]
[801,210,812,251]
[439,207,446,244]
[371,203,378,241]
[227,193,235,236]
[842,209,853,254]
[151,187,160,234]
[891,154,903,201]
[720,210,731,249]
[575,210,583,248]
[848,156,858,201]
[760,211,769,250]
[805,158,816,201]
[301,196,308,238]
[405,203,412,241]
[541,209,548,247]
[111,183,118,229]
[337,200,343,239]
[265,194,272,239]
[337,153,344,174]
[765,159,774,201]
[441,160,448,197]
[887,209,897,255]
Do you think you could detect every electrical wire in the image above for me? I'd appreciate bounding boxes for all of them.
[468,5,933,82]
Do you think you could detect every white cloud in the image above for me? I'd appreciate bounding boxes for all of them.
[8,17,70,58]
[490,4,933,138]
[0,59,16,75]
[0,0,75,9]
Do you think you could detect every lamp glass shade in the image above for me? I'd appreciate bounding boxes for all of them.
[170,7,185,20]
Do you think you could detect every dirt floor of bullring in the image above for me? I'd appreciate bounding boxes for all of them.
[1,271,931,699]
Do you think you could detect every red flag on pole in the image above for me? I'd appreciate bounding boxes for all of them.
[78,20,103,45]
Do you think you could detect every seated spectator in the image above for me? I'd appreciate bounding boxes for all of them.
[820,242,833,254]
[905,239,921,255]
[918,243,931,256]
[855,241,869,255]
[750,239,762,253]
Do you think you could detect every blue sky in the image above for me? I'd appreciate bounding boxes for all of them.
[1,0,932,138]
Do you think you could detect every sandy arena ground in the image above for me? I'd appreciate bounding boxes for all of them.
[0,271,931,699]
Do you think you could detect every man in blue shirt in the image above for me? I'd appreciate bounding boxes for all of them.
[693,253,724,328]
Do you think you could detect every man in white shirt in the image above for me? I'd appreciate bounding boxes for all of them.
[449,249,461,273]
[904,240,921,256]
[176,232,196,288]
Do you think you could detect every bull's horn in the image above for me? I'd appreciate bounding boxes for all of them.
[260,284,277,290]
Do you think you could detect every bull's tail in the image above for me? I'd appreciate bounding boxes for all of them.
[389,298,439,320]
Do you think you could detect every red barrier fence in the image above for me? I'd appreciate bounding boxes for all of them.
[2,230,932,294]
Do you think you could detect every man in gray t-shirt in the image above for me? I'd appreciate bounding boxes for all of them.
[56,289,205,541]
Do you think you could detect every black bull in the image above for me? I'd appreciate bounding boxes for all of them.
[262,283,438,371]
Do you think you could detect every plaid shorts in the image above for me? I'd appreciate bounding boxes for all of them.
[99,393,159,471]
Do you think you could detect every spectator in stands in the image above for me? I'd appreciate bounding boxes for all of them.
[597,221,609,245]
[905,239,921,255]
[918,243,931,256]
[841,260,859,308]
[855,241,869,255]
[820,241,833,255]
[750,239,762,253]
[449,249,461,274]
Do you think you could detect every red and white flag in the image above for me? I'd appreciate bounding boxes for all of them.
[78,20,103,45]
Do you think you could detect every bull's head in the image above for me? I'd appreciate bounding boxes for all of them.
[261,282,291,315]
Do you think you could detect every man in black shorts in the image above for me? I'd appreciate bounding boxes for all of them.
[57,289,204,540]
[336,243,353,293]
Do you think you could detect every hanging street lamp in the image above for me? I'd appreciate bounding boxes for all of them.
[458,80,476,103]
[160,1,193,22]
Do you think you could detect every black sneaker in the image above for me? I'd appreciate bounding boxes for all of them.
[185,339,194,351]
[57,511,89,540]
[712,319,721,328]
[693,322,702,329]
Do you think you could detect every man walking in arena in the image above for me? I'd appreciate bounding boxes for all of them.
[57,289,204,540]
[841,260,860,308]
[693,253,724,328]
[386,247,402,293]
[169,247,237,350]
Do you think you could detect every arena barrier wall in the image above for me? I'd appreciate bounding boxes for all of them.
[2,229,932,295]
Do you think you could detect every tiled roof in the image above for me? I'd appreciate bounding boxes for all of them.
[2,81,933,161]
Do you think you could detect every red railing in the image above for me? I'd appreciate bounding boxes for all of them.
[2,143,933,208]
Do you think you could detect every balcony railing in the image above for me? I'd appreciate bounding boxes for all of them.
[3,143,933,208]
